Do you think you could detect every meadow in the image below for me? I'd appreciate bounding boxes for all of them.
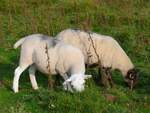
[0,0,150,113]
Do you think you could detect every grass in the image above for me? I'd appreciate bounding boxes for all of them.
[0,0,150,113]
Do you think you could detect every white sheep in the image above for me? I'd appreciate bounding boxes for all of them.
[56,29,138,89]
[13,34,91,93]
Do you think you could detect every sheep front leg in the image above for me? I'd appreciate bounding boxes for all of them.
[100,67,114,88]
[62,74,73,92]
[100,68,110,88]
[29,65,38,90]
[106,68,114,88]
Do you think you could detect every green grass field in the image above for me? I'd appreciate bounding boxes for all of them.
[0,0,150,113]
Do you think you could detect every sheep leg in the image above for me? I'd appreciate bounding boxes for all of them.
[100,67,111,88]
[100,67,114,88]
[106,68,114,88]
[62,74,73,92]
[103,67,114,88]
[29,65,38,90]
[13,65,28,93]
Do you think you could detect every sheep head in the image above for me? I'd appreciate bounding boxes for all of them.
[125,68,138,90]
[63,74,92,92]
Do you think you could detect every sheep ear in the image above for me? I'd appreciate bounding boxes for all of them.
[84,75,92,79]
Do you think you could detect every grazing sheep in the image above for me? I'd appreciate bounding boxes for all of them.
[56,29,138,89]
[13,34,91,93]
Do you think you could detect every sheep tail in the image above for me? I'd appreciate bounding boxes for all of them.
[14,38,26,49]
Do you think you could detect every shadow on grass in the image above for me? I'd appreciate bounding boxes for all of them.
[0,54,51,92]
[0,51,150,95]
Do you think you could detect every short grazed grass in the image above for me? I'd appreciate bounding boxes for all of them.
[0,0,150,113]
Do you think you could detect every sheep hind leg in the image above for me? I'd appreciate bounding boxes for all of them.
[13,65,29,93]
[29,65,39,90]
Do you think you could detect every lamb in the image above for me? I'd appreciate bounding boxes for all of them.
[56,29,138,89]
[13,34,91,93]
